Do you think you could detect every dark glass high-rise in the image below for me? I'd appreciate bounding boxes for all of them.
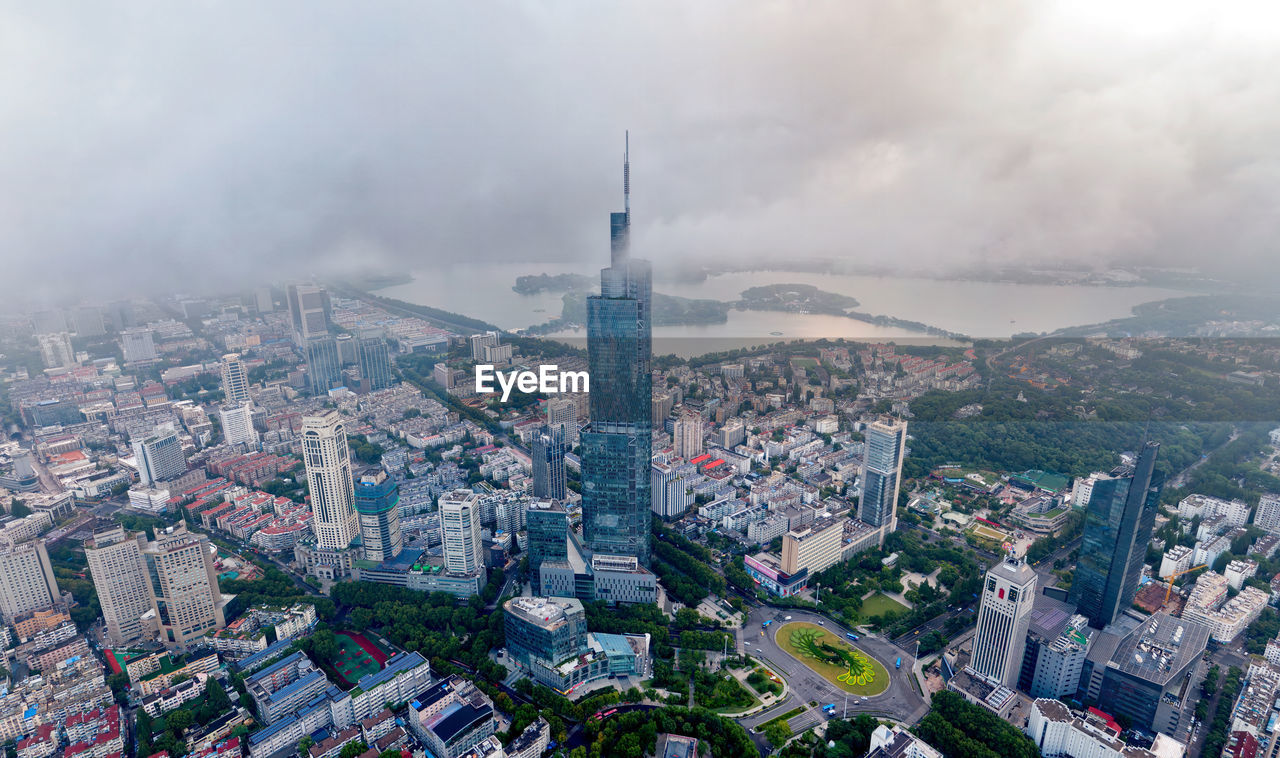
[580,134,653,567]
[1071,441,1163,628]
[531,424,568,500]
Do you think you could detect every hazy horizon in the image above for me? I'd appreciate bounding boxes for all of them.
[3,1,1279,304]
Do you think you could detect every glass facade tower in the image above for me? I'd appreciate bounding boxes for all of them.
[1071,441,1163,628]
[581,134,653,567]
[858,417,907,532]
[355,470,402,563]
[532,424,568,500]
[526,501,569,595]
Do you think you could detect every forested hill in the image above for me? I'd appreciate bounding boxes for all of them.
[903,377,1226,480]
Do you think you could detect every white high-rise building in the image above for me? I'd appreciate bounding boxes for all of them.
[221,353,251,405]
[1255,493,1280,535]
[440,489,483,574]
[0,540,61,623]
[36,332,76,369]
[673,412,704,460]
[142,525,227,649]
[219,403,259,448]
[469,331,500,361]
[132,427,187,486]
[970,556,1038,688]
[546,397,579,445]
[302,411,357,550]
[286,284,331,346]
[85,527,152,646]
[120,328,158,362]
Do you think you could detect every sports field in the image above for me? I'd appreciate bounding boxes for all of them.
[775,622,890,696]
[332,631,389,688]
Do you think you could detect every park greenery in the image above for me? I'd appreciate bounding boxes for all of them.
[903,384,1224,480]
[220,565,335,621]
[328,579,508,685]
[651,520,727,606]
[1245,609,1280,655]
[788,627,877,687]
[136,678,235,758]
[747,667,783,697]
[809,529,983,640]
[777,623,888,696]
[577,707,755,758]
[913,691,1040,758]
[776,714,881,758]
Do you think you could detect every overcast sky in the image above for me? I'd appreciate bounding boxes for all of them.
[2,1,1278,303]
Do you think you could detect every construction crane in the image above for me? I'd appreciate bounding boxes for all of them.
[1163,564,1208,607]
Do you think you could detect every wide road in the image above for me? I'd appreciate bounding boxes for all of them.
[737,606,928,731]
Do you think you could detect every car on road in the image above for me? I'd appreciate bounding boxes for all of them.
[861,696,868,701]
[785,615,793,620]
[818,620,824,625]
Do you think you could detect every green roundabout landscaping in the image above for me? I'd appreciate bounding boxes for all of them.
[775,622,891,696]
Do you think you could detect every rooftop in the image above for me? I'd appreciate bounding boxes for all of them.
[504,596,583,630]
[1106,612,1210,686]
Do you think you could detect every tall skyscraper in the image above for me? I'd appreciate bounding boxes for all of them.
[355,470,402,563]
[219,403,259,448]
[142,525,226,649]
[531,425,567,500]
[581,133,653,567]
[36,332,76,369]
[120,328,158,362]
[858,417,907,538]
[526,501,569,595]
[221,353,251,405]
[0,540,61,623]
[302,411,358,550]
[133,427,187,486]
[287,283,331,346]
[440,489,483,575]
[970,555,1038,687]
[1071,441,1163,628]
[673,411,704,459]
[85,527,151,646]
[358,337,392,391]
[31,310,66,334]
[546,397,579,445]
[72,306,105,337]
[306,335,342,395]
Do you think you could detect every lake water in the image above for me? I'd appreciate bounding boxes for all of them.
[375,263,1187,357]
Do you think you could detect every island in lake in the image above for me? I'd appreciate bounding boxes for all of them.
[513,273,593,294]
[515,274,967,340]
[738,283,860,314]
[735,283,966,340]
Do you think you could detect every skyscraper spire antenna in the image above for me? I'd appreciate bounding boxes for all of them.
[624,130,630,223]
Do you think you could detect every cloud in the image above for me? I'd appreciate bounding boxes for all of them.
[1,0,1277,303]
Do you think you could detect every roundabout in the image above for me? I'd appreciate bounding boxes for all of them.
[775,622,890,696]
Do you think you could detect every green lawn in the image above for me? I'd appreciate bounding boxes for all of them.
[859,592,911,620]
[775,622,890,696]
